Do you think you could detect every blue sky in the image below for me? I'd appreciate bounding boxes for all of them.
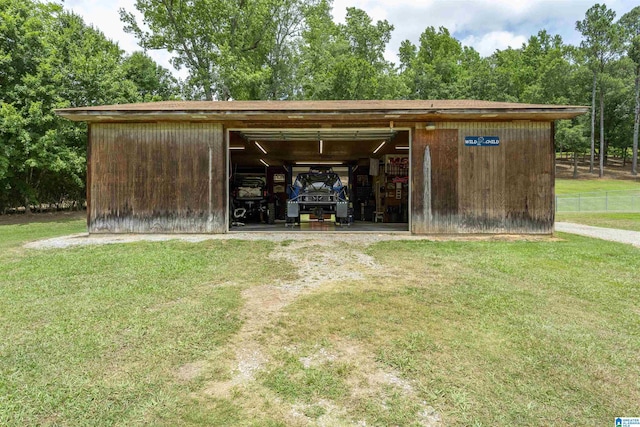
[65,0,636,79]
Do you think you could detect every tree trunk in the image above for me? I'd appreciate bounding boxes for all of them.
[590,70,597,174]
[573,151,578,178]
[633,69,639,176]
[599,90,605,178]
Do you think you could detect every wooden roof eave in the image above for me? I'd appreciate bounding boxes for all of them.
[54,107,589,123]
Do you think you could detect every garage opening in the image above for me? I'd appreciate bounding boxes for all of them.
[227,128,410,232]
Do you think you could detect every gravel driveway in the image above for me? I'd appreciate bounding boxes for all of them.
[555,222,640,248]
[24,231,555,249]
[26,224,640,250]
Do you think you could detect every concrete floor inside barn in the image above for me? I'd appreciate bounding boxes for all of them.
[229,220,408,233]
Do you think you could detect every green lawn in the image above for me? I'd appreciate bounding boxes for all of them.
[267,238,640,426]
[556,212,640,231]
[1,222,639,426]
[556,178,640,195]
[0,222,291,426]
[0,216,86,250]
[555,178,640,226]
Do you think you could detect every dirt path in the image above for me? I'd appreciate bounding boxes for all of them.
[186,239,441,426]
[555,222,640,248]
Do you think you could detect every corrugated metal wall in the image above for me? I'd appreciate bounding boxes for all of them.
[88,122,226,233]
[411,122,554,234]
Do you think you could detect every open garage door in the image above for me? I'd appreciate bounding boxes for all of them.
[227,128,411,232]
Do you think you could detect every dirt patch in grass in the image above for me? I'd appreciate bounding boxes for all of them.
[200,241,384,396]
[183,239,441,425]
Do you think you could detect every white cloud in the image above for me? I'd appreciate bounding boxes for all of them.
[63,0,189,79]
[461,32,528,57]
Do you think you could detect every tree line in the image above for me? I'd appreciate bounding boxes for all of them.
[1,0,639,212]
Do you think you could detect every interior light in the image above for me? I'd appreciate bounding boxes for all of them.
[295,161,343,165]
[319,140,324,154]
[255,141,267,154]
[259,159,270,167]
[373,141,386,154]
[395,145,409,150]
[229,146,245,150]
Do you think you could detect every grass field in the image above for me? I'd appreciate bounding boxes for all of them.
[556,212,640,232]
[0,216,85,250]
[1,220,639,426]
[555,178,640,195]
[555,178,640,228]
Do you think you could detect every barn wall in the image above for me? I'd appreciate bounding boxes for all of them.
[411,128,459,233]
[88,122,226,233]
[411,121,554,234]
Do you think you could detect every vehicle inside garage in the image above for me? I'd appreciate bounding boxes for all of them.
[228,128,411,232]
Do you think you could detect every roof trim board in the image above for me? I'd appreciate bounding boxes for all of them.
[55,100,589,122]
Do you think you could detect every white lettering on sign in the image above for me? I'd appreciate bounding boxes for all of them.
[465,136,500,146]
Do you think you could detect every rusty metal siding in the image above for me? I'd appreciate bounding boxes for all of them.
[88,122,225,233]
[411,122,554,234]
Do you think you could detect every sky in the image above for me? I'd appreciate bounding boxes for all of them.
[63,0,636,80]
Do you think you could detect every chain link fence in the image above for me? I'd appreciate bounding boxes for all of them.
[556,190,640,212]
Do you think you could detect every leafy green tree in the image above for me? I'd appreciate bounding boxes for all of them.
[298,4,403,99]
[401,26,467,99]
[520,31,574,105]
[576,3,622,176]
[556,119,590,178]
[619,6,640,175]
[122,52,180,101]
[0,0,176,212]
[483,31,574,104]
[599,62,634,165]
[120,0,312,100]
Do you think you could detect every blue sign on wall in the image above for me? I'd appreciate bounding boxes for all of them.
[465,136,500,147]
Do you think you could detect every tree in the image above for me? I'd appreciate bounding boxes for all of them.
[0,0,176,212]
[298,4,403,100]
[599,56,635,166]
[556,119,589,178]
[619,6,640,175]
[122,52,180,101]
[120,0,312,100]
[520,31,573,105]
[402,26,467,99]
[576,4,621,177]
